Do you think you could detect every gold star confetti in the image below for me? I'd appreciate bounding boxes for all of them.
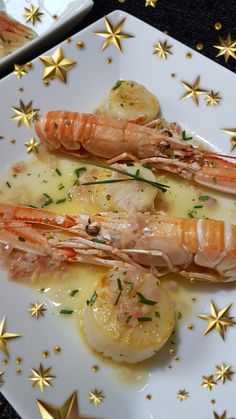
[24,137,40,153]
[37,391,91,419]
[145,0,157,7]
[0,316,22,358]
[177,390,189,401]
[198,301,236,340]
[153,40,173,59]
[214,363,234,384]
[12,64,27,79]
[29,363,55,393]
[23,4,44,25]
[205,90,222,107]
[0,371,4,388]
[180,76,207,106]
[214,411,229,419]
[77,41,85,48]
[93,16,134,53]
[214,34,236,62]
[40,47,76,83]
[11,100,39,128]
[201,375,217,391]
[28,301,46,319]
[89,389,105,406]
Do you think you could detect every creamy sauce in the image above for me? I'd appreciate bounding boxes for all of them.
[0,152,236,382]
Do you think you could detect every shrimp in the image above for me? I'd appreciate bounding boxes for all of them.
[82,267,174,363]
[35,111,236,195]
[0,204,236,283]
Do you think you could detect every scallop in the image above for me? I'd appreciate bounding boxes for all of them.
[99,80,160,124]
[82,268,175,364]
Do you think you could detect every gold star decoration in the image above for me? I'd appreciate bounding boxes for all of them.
[88,389,105,406]
[37,391,92,419]
[0,316,23,358]
[180,76,207,106]
[11,100,39,129]
[214,34,236,63]
[177,390,189,401]
[201,375,217,391]
[12,64,27,79]
[40,47,76,83]
[153,40,173,59]
[23,4,44,25]
[221,128,236,151]
[205,90,222,107]
[214,411,229,419]
[28,301,47,318]
[24,138,40,153]
[198,301,236,340]
[145,0,158,7]
[93,16,134,53]
[29,363,55,393]
[214,363,234,384]
[0,371,4,388]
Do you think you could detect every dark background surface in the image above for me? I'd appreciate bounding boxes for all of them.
[0,0,236,417]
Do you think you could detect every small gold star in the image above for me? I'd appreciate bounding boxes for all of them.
[0,316,23,358]
[28,301,46,318]
[37,391,91,419]
[40,47,76,83]
[198,301,236,340]
[93,16,134,53]
[180,76,207,105]
[145,0,158,7]
[23,4,44,25]
[205,90,222,107]
[11,100,39,128]
[214,363,234,384]
[89,389,105,406]
[13,64,27,79]
[201,375,217,391]
[177,390,189,401]
[214,34,236,62]
[153,40,173,59]
[0,371,4,387]
[214,411,229,419]
[24,138,40,153]
[29,363,55,393]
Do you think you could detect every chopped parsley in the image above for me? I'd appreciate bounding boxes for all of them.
[137,317,152,322]
[56,198,66,204]
[42,198,53,208]
[117,278,123,291]
[155,311,161,318]
[70,289,79,297]
[6,181,11,188]
[68,191,73,201]
[60,309,73,315]
[91,238,106,244]
[136,292,157,305]
[55,168,61,176]
[177,311,182,320]
[114,290,122,305]
[86,291,97,306]
[181,130,193,141]
[58,183,65,190]
[199,195,209,201]
[74,167,87,178]
[18,236,25,242]
[112,80,123,90]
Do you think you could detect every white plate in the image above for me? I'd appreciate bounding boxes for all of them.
[1,10,236,419]
[0,0,93,70]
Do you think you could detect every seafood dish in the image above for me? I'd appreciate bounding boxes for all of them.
[0,11,36,58]
[1,80,236,364]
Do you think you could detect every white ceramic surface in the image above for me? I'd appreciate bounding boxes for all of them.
[0,10,236,419]
[0,0,93,69]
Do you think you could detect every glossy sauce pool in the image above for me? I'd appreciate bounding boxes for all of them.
[0,152,236,383]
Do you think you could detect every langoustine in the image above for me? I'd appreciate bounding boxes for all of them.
[0,204,235,282]
[35,111,236,195]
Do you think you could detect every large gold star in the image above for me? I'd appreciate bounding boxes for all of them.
[24,138,40,153]
[197,301,236,340]
[11,100,39,128]
[0,371,4,388]
[145,0,158,7]
[28,301,47,319]
[177,389,189,401]
[88,389,105,406]
[214,363,234,384]
[214,34,236,63]
[201,375,217,391]
[29,363,55,393]
[40,47,76,83]
[205,90,221,107]
[180,76,207,106]
[93,16,134,53]
[214,411,229,419]
[37,391,93,419]
[12,64,27,79]
[153,40,172,59]
[23,4,44,25]
[0,316,23,358]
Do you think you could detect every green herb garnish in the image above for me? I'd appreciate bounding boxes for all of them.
[155,311,160,318]
[75,167,87,179]
[117,278,123,291]
[18,236,25,242]
[86,291,97,306]
[112,80,122,90]
[42,198,53,208]
[6,181,11,188]
[55,168,61,176]
[58,183,65,190]
[68,191,73,201]
[193,205,203,209]
[137,317,152,322]
[106,194,111,201]
[114,290,122,305]
[199,195,209,201]
[82,179,130,186]
[70,289,79,297]
[136,292,157,305]
[91,238,106,244]
[56,198,66,204]
[181,131,193,141]
[60,309,73,315]
[178,311,182,320]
